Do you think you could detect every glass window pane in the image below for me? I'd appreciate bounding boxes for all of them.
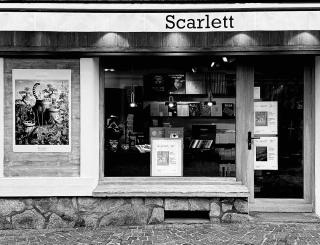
[254,57,304,198]
[104,56,236,177]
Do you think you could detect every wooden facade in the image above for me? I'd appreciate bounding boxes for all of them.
[3,59,80,177]
[0,31,319,55]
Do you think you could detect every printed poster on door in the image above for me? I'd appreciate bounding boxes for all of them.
[13,69,71,152]
[151,138,183,176]
[254,101,278,135]
[254,137,278,170]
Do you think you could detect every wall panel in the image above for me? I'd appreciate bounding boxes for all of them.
[0,32,319,54]
[3,59,80,177]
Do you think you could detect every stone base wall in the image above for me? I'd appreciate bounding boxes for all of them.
[0,197,249,229]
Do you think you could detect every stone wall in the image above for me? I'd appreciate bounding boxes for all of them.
[0,197,249,229]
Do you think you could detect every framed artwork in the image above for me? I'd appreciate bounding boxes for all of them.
[151,138,183,176]
[13,69,72,152]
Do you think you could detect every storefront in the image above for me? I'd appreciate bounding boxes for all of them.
[0,2,320,228]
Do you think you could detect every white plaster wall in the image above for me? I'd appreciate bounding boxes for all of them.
[0,58,100,196]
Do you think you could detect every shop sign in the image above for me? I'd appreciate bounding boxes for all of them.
[0,11,320,32]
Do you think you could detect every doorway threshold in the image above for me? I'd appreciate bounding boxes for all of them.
[250,212,320,223]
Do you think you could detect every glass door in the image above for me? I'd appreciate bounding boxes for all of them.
[249,57,314,212]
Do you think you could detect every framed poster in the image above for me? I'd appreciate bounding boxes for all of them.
[151,138,183,176]
[13,69,71,152]
[254,101,278,135]
[254,137,278,170]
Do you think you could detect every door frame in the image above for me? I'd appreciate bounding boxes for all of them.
[237,58,315,212]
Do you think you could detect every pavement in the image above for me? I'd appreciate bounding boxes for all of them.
[1,214,320,245]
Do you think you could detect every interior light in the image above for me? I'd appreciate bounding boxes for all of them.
[222,57,228,63]
[165,96,176,108]
[104,68,115,72]
[210,61,215,68]
[191,67,197,73]
[129,87,138,108]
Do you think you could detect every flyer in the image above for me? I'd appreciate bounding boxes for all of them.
[254,137,278,170]
[254,101,278,135]
[151,138,183,176]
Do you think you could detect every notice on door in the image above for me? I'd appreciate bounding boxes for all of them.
[254,137,278,170]
[254,101,278,135]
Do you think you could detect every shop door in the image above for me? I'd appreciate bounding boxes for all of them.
[246,58,314,212]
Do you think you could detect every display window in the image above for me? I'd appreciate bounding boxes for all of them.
[103,56,236,177]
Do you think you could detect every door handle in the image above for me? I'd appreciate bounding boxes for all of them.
[248,131,260,150]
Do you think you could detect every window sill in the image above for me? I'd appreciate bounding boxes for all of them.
[93,177,249,197]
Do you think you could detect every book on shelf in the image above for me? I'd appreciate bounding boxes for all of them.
[150,127,165,138]
[177,104,189,117]
[189,139,214,149]
[200,103,211,117]
[222,103,235,117]
[150,102,160,116]
[165,127,184,139]
[150,127,184,139]
[211,102,222,117]
[189,103,201,117]
[159,103,169,116]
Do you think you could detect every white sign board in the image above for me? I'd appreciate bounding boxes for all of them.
[13,69,72,152]
[254,101,278,135]
[151,138,183,176]
[254,137,278,170]
[1,11,320,32]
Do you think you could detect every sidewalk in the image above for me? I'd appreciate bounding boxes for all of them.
[1,213,320,245]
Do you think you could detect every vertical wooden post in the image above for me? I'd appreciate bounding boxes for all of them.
[236,59,254,203]
[99,60,105,179]
[303,61,315,206]
[314,57,320,215]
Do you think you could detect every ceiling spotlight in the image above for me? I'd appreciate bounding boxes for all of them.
[210,61,215,68]
[191,67,197,73]
[222,57,228,63]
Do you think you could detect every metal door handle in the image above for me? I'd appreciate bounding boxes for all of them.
[248,131,260,150]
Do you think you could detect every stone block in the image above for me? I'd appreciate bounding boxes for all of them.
[55,198,78,222]
[131,198,144,206]
[209,217,220,223]
[12,210,45,229]
[34,197,57,214]
[209,202,221,217]
[234,199,248,214]
[189,198,210,211]
[145,198,164,207]
[148,207,164,224]
[47,213,74,229]
[99,203,149,226]
[164,198,189,211]
[0,217,12,229]
[222,203,233,213]
[0,199,25,217]
[221,213,252,223]
[78,198,125,215]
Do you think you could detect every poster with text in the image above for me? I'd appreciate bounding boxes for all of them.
[151,138,183,176]
[13,69,71,152]
[254,101,278,135]
[254,137,278,170]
